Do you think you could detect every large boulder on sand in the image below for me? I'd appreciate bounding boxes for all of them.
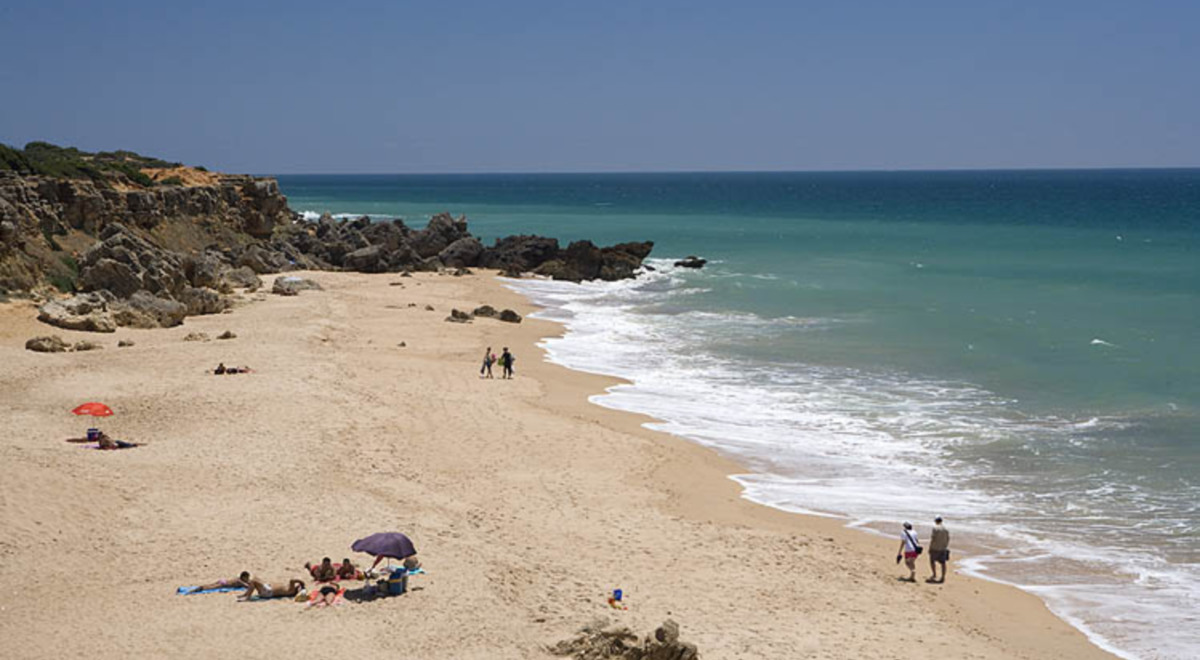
[445,308,473,323]
[183,252,228,289]
[111,291,188,328]
[178,286,229,316]
[343,245,387,273]
[499,309,522,323]
[237,244,289,274]
[410,212,471,258]
[37,292,118,333]
[438,236,484,268]
[221,266,262,290]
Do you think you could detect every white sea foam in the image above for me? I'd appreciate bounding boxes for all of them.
[504,263,1200,660]
[297,210,385,222]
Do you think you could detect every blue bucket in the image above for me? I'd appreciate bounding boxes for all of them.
[87,428,100,441]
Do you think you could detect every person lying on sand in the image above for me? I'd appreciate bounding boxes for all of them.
[337,558,362,580]
[239,577,305,600]
[307,585,343,609]
[96,431,138,450]
[214,363,253,375]
[188,572,251,593]
[306,558,336,582]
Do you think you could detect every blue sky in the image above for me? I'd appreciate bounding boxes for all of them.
[1,1,1197,173]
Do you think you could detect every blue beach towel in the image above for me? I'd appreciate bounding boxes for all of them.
[386,567,426,576]
[176,585,244,595]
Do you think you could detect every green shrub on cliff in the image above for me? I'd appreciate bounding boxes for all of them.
[47,254,79,293]
[0,143,35,172]
[0,141,185,187]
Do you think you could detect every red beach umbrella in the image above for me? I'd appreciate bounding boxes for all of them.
[72,402,114,417]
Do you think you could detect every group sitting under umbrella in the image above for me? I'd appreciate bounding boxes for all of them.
[352,532,421,573]
[183,531,420,604]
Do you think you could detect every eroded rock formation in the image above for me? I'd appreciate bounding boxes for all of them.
[2,164,655,334]
[551,619,699,660]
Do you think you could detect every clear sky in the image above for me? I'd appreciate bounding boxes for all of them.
[1,0,1197,173]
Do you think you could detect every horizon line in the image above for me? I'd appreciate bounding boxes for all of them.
[258,165,1200,177]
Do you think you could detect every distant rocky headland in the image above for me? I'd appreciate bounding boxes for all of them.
[0,142,653,332]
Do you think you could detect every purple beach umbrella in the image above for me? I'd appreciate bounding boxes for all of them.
[352,532,416,560]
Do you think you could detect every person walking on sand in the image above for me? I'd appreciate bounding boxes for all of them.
[481,346,494,378]
[896,521,922,582]
[500,347,515,379]
[927,516,951,583]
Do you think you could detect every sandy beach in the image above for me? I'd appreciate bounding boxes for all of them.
[0,270,1117,659]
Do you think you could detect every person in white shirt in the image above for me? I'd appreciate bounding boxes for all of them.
[895,521,921,582]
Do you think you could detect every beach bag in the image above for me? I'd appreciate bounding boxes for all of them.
[904,529,924,556]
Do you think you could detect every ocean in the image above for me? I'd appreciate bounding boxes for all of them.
[277,170,1200,660]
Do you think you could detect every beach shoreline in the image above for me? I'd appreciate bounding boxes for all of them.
[501,276,1128,660]
[0,270,1116,659]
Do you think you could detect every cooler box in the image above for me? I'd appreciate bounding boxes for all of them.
[386,569,408,596]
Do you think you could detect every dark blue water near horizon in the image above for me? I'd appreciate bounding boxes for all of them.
[277,168,1200,227]
[277,169,1200,659]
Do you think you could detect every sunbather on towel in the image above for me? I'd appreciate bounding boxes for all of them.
[214,363,253,375]
[239,577,305,600]
[188,572,251,593]
[308,585,343,609]
[337,558,362,580]
[306,558,337,582]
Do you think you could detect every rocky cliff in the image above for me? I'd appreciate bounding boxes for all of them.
[0,170,292,295]
[1,159,653,333]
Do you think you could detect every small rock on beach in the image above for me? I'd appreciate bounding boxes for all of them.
[25,335,71,353]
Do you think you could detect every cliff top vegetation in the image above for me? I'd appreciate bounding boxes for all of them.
[0,141,199,187]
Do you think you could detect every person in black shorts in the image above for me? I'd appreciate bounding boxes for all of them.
[500,347,515,379]
[928,516,951,583]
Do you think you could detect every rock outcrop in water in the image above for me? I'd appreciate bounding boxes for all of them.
[673,256,706,269]
[267,212,654,281]
[2,143,654,332]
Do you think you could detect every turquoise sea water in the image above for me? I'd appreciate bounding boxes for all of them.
[278,171,1200,659]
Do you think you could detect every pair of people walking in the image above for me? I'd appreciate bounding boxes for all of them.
[896,517,951,583]
[480,346,515,379]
